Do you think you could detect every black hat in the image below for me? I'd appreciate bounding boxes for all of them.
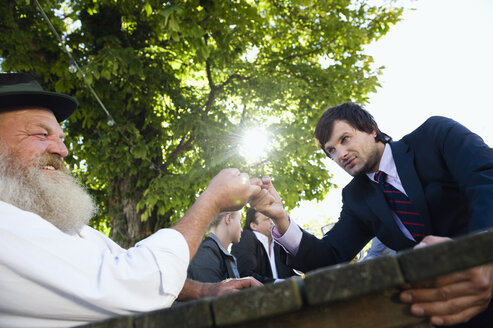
[0,72,78,122]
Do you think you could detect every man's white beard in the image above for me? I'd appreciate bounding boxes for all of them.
[0,148,97,235]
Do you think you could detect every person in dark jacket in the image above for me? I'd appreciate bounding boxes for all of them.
[251,102,493,327]
[187,211,242,283]
[231,207,295,283]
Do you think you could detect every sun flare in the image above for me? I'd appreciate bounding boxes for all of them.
[239,127,270,163]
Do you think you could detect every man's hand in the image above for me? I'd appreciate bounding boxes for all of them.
[173,168,261,260]
[400,235,493,326]
[249,176,290,234]
[202,168,261,213]
[202,277,262,297]
[177,278,262,301]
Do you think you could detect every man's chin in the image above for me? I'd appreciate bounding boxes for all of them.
[346,166,366,177]
[344,166,359,177]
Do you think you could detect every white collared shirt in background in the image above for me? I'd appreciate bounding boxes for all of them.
[252,231,279,279]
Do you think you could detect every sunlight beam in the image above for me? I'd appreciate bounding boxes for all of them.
[239,127,270,163]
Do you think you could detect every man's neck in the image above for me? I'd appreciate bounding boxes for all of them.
[371,141,387,173]
[209,229,232,251]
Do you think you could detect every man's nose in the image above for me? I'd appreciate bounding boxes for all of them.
[335,147,348,163]
[47,138,69,158]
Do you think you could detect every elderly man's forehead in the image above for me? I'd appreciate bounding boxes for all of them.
[0,107,65,133]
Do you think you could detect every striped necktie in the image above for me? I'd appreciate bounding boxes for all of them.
[374,171,426,242]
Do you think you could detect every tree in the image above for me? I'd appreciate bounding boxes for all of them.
[0,0,402,247]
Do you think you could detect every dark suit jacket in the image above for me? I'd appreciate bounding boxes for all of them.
[187,235,239,283]
[289,116,493,273]
[231,229,295,283]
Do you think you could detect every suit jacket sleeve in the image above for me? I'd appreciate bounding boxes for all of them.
[274,243,296,278]
[231,231,275,284]
[285,194,373,273]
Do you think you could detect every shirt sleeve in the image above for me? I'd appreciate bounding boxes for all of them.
[272,218,303,255]
[0,201,189,327]
[134,228,190,297]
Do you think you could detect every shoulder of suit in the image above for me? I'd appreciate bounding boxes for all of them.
[240,229,259,245]
[241,229,255,237]
[403,116,458,139]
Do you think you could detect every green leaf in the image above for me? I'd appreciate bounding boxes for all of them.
[131,144,147,159]
[144,3,152,17]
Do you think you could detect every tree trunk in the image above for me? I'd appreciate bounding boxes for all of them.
[108,176,156,248]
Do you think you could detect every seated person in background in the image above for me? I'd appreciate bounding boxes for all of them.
[0,73,261,328]
[231,207,295,284]
[188,211,243,283]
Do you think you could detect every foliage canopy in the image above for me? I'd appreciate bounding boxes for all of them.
[0,0,402,246]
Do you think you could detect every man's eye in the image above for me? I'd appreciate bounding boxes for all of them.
[341,136,349,144]
[31,133,48,138]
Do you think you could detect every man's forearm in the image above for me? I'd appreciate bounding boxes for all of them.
[172,168,259,261]
[272,211,290,235]
[177,278,263,301]
[177,279,209,301]
[172,191,218,261]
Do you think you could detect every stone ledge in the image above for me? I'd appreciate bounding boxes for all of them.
[211,278,303,327]
[77,230,493,328]
[304,255,404,306]
[134,298,213,328]
[398,229,493,283]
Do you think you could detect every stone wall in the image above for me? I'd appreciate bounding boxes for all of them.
[80,230,493,328]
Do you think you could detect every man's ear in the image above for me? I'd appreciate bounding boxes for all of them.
[224,213,231,225]
[371,124,379,138]
[250,222,257,231]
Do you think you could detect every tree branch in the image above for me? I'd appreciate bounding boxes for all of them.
[162,135,195,172]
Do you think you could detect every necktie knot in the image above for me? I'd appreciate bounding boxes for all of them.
[374,171,387,185]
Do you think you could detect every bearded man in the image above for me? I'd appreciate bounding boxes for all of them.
[0,73,261,327]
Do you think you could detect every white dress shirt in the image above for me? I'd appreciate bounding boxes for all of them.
[0,200,189,328]
[252,231,279,279]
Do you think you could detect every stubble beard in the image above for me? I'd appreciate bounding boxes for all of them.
[0,146,97,235]
[348,144,382,177]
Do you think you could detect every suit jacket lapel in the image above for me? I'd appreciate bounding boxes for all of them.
[390,141,432,236]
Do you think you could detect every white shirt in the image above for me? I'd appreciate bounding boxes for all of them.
[252,231,279,279]
[274,143,414,256]
[0,200,189,328]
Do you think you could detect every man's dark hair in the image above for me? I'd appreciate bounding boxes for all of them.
[244,207,258,230]
[314,102,391,157]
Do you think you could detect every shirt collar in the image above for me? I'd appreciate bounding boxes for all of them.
[253,231,272,252]
[209,232,234,257]
[367,143,398,182]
